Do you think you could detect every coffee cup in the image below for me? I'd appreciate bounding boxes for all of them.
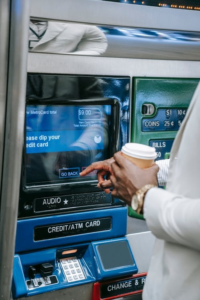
[121,143,157,169]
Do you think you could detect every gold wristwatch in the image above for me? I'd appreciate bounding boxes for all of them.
[131,184,156,214]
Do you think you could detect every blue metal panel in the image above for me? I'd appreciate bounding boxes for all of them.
[13,255,28,298]
[13,243,96,297]
[15,207,127,253]
[13,238,137,298]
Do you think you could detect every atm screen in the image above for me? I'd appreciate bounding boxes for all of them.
[25,100,118,187]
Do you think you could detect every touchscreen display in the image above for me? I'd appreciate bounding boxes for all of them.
[25,104,112,186]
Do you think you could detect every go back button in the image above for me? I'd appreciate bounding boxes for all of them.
[59,167,80,179]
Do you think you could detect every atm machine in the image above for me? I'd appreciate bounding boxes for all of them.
[11,71,148,298]
[13,76,142,298]
[0,0,200,299]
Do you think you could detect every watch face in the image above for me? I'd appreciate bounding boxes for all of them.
[131,194,139,210]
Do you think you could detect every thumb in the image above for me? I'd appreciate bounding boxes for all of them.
[149,163,160,176]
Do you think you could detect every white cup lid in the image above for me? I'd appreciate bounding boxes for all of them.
[121,143,157,160]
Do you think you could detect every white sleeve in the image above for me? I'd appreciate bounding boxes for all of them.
[144,187,200,251]
[75,26,107,55]
[156,159,170,187]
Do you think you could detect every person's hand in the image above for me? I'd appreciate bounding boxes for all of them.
[100,152,159,206]
[80,157,114,193]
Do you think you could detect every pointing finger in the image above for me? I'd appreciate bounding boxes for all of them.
[80,161,112,176]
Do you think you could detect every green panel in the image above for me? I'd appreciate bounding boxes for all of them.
[129,78,199,220]
[132,78,199,144]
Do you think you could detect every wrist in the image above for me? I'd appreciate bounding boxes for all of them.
[131,184,156,214]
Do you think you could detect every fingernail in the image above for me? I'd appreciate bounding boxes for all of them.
[105,190,110,194]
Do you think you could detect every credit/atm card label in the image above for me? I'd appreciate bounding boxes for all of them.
[34,217,112,241]
[142,108,187,132]
[149,139,174,161]
[100,276,146,298]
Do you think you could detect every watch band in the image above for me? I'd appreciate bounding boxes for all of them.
[131,184,156,214]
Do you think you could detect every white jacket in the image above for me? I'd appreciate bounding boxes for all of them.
[143,82,200,300]
[30,22,107,55]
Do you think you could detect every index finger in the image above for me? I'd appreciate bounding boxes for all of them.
[80,161,112,177]
[113,152,128,168]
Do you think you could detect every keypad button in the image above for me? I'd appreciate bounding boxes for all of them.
[76,269,81,273]
[66,271,71,275]
[74,263,79,268]
[71,270,76,274]
[64,265,68,270]
[68,276,73,282]
[79,274,84,279]
[74,275,78,280]
[69,265,73,269]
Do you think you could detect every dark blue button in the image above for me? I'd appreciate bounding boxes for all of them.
[59,168,80,178]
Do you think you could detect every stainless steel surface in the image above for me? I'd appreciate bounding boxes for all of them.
[30,0,200,32]
[0,0,10,195]
[103,29,200,61]
[28,53,200,78]
[127,232,155,273]
[28,20,200,61]
[19,283,93,300]
[0,0,30,298]
[127,217,148,234]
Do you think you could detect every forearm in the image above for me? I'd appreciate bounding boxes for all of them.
[144,187,200,251]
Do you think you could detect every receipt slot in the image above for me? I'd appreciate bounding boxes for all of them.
[92,273,147,300]
[129,78,199,219]
[12,238,138,298]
